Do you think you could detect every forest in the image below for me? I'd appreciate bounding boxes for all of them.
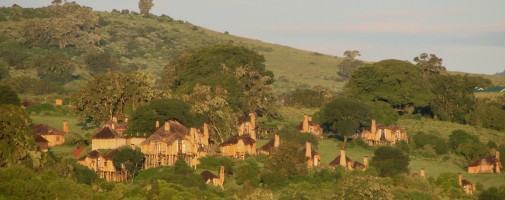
[1,1,505,199]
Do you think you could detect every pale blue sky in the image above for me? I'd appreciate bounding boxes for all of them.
[2,0,504,74]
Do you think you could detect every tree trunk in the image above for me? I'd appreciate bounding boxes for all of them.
[341,136,348,150]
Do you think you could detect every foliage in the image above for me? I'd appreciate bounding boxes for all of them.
[74,163,99,185]
[0,59,9,80]
[72,71,161,123]
[198,155,235,175]
[413,53,445,77]
[435,173,465,198]
[468,101,505,131]
[234,158,260,186]
[0,105,42,168]
[456,142,489,162]
[138,0,154,16]
[427,74,477,123]
[316,97,371,148]
[0,85,20,105]
[31,54,78,83]
[284,87,333,108]
[83,51,120,73]
[366,101,399,126]
[337,50,364,79]
[344,59,433,113]
[266,141,308,179]
[112,146,145,179]
[412,132,449,154]
[174,159,193,175]
[21,2,100,50]
[126,98,204,136]
[260,171,288,190]
[370,146,409,177]
[278,126,319,148]
[333,174,394,200]
[479,186,505,200]
[164,45,275,115]
[448,129,479,150]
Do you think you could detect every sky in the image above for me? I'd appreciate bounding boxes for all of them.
[2,0,505,74]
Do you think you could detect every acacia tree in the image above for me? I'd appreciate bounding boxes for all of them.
[138,0,154,16]
[316,97,371,149]
[31,54,78,83]
[413,53,445,77]
[72,72,162,123]
[344,59,433,114]
[21,2,100,50]
[337,50,364,79]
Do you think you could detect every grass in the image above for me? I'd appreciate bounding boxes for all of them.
[398,117,505,145]
[30,115,93,135]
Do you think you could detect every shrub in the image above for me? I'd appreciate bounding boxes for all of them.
[448,129,479,150]
[413,132,448,154]
[370,146,409,177]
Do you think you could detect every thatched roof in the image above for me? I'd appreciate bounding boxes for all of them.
[329,154,352,166]
[70,147,86,158]
[31,124,65,135]
[140,120,189,145]
[467,156,499,167]
[258,139,275,152]
[35,134,49,143]
[220,134,256,147]
[92,126,119,139]
[200,170,219,182]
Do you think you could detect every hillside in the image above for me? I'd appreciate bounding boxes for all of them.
[0,8,344,94]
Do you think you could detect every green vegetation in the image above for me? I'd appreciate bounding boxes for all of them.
[370,146,410,177]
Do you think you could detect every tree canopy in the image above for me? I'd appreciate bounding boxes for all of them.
[126,98,205,136]
[344,59,433,113]
[370,146,410,177]
[413,53,446,77]
[112,146,145,180]
[71,71,162,124]
[316,97,371,149]
[337,50,364,79]
[0,85,20,106]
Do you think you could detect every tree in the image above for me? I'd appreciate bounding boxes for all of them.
[412,132,449,154]
[183,84,234,142]
[31,54,77,83]
[71,71,162,124]
[334,175,394,200]
[370,146,409,177]
[467,101,505,131]
[21,2,100,50]
[83,51,120,73]
[344,59,433,114]
[112,146,145,180]
[366,101,399,126]
[456,142,489,162]
[448,129,479,150]
[413,53,445,77]
[0,85,20,106]
[0,105,41,168]
[234,159,260,186]
[337,50,364,79]
[126,98,204,137]
[316,97,371,149]
[163,45,275,115]
[427,74,478,123]
[138,0,154,17]
[266,141,308,179]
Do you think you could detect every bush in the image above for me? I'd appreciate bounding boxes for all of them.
[260,171,287,190]
[448,129,479,150]
[413,132,448,154]
[233,159,260,186]
[0,84,20,105]
[370,146,409,177]
[198,156,235,175]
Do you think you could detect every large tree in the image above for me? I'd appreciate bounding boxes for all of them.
[370,146,410,177]
[0,105,41,168]
[71,71,162,123]
[163,45,275,115]
[344,59,433,113]
[31,54,78,83]
[337,50,364,79]
[21,2,100,50]
[126,98,205,136]
[316,97,371,149]
[413,53,445,77]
